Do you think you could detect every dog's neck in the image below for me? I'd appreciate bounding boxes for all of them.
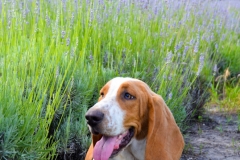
[110,138,146,160]
[129,138,146,160]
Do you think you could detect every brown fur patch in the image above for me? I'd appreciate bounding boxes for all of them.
[116,80,152,140]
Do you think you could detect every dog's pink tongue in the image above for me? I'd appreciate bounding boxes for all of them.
[93,136,118,160]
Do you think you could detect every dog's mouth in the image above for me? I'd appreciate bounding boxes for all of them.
[93,127,134,160]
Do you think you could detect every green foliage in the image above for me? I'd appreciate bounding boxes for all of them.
[209,74,240,111]
[0,0,239,159]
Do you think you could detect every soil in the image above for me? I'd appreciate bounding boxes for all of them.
[181,109,240,160]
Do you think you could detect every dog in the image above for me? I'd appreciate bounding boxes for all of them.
[85,77,184,160]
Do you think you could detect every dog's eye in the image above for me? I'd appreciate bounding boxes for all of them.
[100,92,104,97]
[124,92,134,100]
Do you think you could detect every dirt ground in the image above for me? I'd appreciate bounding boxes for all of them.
[181,108,240,160]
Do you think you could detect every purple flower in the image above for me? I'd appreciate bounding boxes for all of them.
[66,38,70,46]
[168,92,173,100]
[161,42,165,47]
[194,41,199,53]
[196,53,205,76]
[61,31,66,39]
[213,64,218,76]
[183,46,189,57]
[129,37,132,44]
[166,51,173,63]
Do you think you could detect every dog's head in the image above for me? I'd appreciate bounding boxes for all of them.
[85,77,184,160]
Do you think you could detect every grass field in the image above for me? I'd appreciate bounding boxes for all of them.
[0,0,239,159]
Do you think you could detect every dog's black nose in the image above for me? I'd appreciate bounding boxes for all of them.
[85,110,104,127]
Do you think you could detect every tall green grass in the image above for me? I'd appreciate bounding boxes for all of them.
[0,0,239,159]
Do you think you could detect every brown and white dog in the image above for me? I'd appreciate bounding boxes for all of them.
[85,77,184,160]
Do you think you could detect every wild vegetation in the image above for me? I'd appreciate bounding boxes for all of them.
[0,0,239,159]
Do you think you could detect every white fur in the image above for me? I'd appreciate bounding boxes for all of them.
[110,138,146,160]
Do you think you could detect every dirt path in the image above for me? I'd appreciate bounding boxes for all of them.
[181,110,240,160]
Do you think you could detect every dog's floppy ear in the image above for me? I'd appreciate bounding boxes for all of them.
[145,93,184,160]
[85,134,102,160]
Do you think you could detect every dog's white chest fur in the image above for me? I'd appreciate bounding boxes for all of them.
[109,138,146,160]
